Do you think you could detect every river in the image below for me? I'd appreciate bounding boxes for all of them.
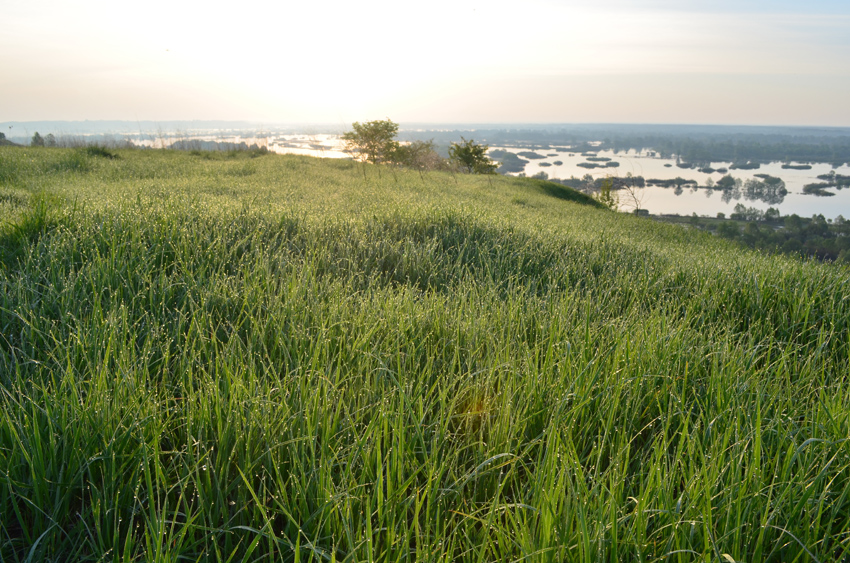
[494,147,850,219]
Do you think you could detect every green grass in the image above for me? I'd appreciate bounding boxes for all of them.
[1,146,850,561]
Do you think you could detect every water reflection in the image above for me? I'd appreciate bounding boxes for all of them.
[623,176,786,206]
[665,182,785,206]
[721,187,739,204]
[494,145,841,215]
[742,177,786,205]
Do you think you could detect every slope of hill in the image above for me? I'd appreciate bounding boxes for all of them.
[1,147,849,561]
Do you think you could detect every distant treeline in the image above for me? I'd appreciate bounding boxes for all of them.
[609,136,850,167]
[401,126,850,167]
[711,211,850,262]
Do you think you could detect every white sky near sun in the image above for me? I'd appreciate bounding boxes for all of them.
[2,0,849,125]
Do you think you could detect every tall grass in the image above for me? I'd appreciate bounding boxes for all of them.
[1,147,849,561]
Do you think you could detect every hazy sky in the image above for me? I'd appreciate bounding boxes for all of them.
[2,0,849,126]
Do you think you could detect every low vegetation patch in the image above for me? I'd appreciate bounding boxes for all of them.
[729,161,761,170]
[84,144,119,159]
[659,207,850,261]
[803,182,836,196]
[577,160,620,169]
[516,150,546,160]
[1,147,849,561]
[818,171,850,187]
[489,149,528,173]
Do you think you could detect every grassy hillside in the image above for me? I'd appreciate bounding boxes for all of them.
[1,146,849,562]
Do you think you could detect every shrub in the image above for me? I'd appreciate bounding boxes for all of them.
[84,145,118,159]
[449,137,497,174]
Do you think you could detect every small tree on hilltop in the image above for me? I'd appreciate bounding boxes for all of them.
[449,137,497,174]
[31,132,45,147]
[617,172,645,213]
[595,176,619,210]
[341,119,400,165]
[394,139,445,175]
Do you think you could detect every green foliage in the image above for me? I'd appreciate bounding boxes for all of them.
[516,150,546,160]
[0,191,63,266]
[695,207,850,261]
[743,177,786,205]
[54,150,92,173]
[30,131,45,147]
[803,182,836,196]
[817,171,850,187]
[84,144,118,159]
[449,137,498,174]
[604,132,850,166]
[188,146,269,160]
[594,176,618,210]
[0,131,19,147]
[489,149,528,173]
[730,203,764,221]
[764,206,780,221]
[716,174,739,190]
[341,119,400,164]
[729,161,760,170]
[716,220,740,238]
[393,139,444,172]
[533,178,605,208]
[2,147,850,561]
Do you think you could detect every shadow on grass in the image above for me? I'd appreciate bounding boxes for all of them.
[0,192,63,269]
[532,179,605,209]
[84,145,119,159]
[188,146,270,160]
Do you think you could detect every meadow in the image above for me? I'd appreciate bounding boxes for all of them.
[1,146,849,562]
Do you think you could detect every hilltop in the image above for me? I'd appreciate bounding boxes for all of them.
[1,147,849,561]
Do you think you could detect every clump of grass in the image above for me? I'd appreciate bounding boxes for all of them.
[247,145,270,158]
[0,191,64,266]
[83,144,118,159]
[224,145,270,159]
[0,188,28,209]
[1,147,849,561]
[188,146,269,160]
[54,150,92,172]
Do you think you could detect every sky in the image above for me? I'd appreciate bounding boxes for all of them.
[2,0,850,127]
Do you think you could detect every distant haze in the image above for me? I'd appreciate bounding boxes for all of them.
[2,0,849,126]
